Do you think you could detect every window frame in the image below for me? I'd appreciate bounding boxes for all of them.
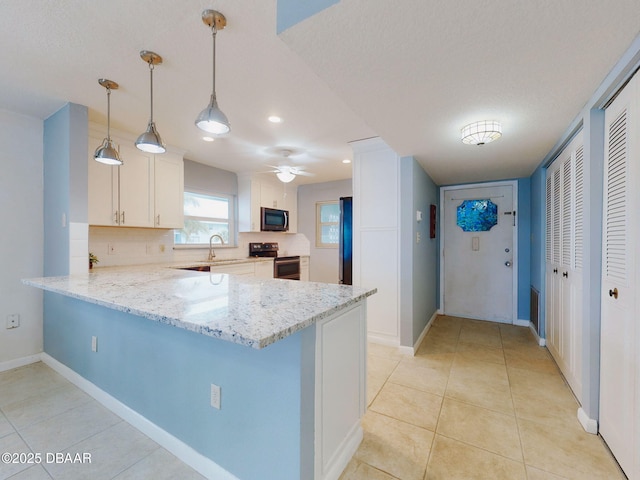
[316,200,340,249]
[174,189,237,248]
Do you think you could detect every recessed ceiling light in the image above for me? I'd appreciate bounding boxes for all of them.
[268,116,283,123]
[342,159,351,164]
[202,136,215,142]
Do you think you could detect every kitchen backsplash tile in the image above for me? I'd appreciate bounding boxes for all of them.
[89,227,310,267]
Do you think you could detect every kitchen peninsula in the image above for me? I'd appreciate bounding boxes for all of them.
[24,266,375,480]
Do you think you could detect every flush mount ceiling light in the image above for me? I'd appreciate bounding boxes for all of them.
[461,120,502,146]
[268,115,283,124]
[94,79,122,165]
[136,50,166,154]
[195,9,230,135]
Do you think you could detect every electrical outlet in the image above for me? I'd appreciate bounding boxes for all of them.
[108,243,116,255]
[91,336,98,352]
[210,383,221,410]
[6,314,20,329]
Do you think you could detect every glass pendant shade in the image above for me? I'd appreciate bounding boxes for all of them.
[135,121,166,153]
[195,94,230,134]
[94,79,122,165]
[461,120,502,145]
[94,138,122,165]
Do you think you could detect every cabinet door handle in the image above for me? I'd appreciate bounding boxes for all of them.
[553,268,558,274]
[121,211,125,224]
[156,214,160,226]
[114,211,119,225]
[562,271,568,278]
[609,288,619,299]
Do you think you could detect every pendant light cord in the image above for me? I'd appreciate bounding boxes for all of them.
[106,87,112,140]
[211,24,217,101]
[149,62,155,122]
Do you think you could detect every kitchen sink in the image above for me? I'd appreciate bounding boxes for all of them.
[179,265,211,272]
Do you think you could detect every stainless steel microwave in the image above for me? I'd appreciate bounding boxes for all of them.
[260,207,289,232]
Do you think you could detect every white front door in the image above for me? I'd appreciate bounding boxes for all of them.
[441,182,516,323]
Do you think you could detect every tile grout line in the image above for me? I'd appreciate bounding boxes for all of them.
[499,325,529,478]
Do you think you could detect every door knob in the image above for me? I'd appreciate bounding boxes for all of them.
[562,272,568,278]
[505,261,511,267]
[609,288,619,299]
[553,268,558,274]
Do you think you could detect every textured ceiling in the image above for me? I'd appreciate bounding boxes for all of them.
[1,1,639,186]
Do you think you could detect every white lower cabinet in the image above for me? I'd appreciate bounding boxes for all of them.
[208,263,254,275]
[254,260,274,279]
[301,256,310,281]
[88,131,184,229]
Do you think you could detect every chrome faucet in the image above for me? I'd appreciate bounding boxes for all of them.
[208,234,225,261]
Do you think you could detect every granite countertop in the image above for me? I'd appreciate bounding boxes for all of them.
[23,264,376,349]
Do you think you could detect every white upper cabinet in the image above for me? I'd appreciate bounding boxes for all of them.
[154,153,184,228]
[238,175,297,233]
[88,129,184,229]
[117,143,154,227]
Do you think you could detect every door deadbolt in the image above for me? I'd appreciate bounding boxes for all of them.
[608,288,619,299]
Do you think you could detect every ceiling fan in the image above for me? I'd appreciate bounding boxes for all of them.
[265,149,315,183]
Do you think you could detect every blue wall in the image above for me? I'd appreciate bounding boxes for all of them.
[43,103,87,276]
[399,157,439,347]
[44,292,314,480]
[276,0,339,33]
[516,177,531,322]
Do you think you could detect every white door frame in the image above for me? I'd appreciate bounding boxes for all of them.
[439,180,519,323]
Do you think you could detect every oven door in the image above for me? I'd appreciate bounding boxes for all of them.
[274,256,300,280]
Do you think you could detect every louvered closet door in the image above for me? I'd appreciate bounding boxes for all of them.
[545,131,583,401]
[600,72,639,479]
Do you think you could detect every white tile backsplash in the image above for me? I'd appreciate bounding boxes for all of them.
[69,222,88,274]
[89,228,310,267]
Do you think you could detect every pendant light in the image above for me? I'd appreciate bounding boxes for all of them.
[136,50,166,154]
[94,79,122,165]
[195,9,230,135]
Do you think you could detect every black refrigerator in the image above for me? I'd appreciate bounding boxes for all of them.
[339,196,353,285]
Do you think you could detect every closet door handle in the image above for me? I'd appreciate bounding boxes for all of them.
[553,268,558,274]
[608,288,619,299]
[562,272,568,278]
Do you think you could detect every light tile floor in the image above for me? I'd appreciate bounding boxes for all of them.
[0,316,626,480]
[0,362,205,480]
[340,315,626,480]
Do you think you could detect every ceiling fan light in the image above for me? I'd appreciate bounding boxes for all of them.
[94,138,122,165]
[461,120,502,146]
[135,121,166,153]
[276,171,295,183]
[195,95,230,134]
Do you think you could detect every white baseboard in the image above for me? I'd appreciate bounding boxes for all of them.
[527,322,546,346]
[0,353,42,373]
[41,353,239,480]
[577,407,598,434]
[398,310,439,356]
[367,332,400,348]
[514,318,529,327]
[320,422,363,480]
